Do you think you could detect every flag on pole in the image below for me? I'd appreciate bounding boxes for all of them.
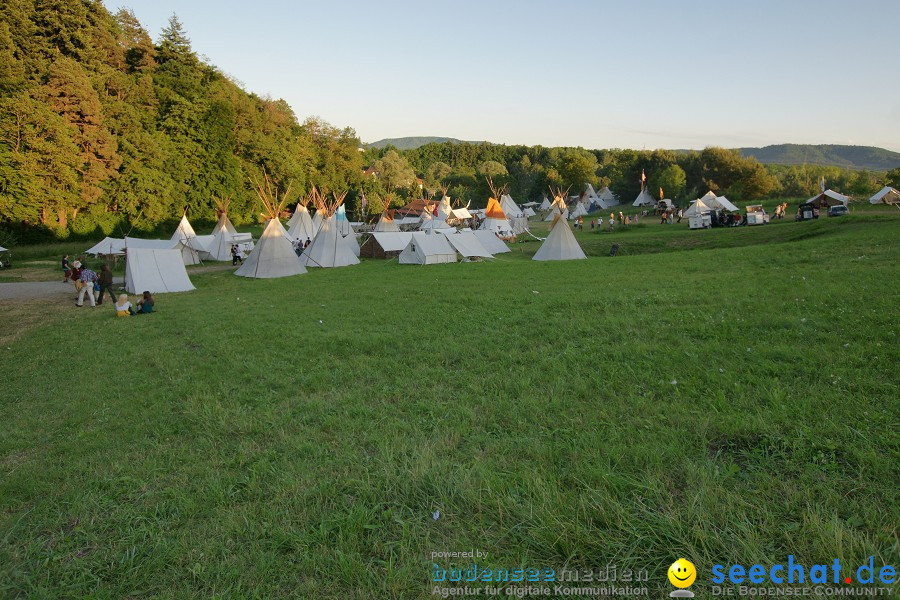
[361,189,367,211]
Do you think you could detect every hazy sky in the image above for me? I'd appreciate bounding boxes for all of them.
[103,0,900,151]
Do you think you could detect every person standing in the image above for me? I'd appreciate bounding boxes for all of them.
[62,255,71,282]
[97,264,116,305]
[76,266,99,307]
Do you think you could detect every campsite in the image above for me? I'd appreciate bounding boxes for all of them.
[1,0,899,598]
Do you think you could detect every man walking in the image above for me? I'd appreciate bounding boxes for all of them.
[76,266,99,307]
[97,264,116,305]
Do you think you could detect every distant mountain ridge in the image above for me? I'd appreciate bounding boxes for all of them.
[368,137,900,170]
[736,144,900,171]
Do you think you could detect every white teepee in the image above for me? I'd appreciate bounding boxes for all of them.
[533,209,587,262]
[235,174,307,279]
[287,193,315,244]
[300,190,360,268]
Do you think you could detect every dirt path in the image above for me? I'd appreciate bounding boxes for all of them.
[0,264,235,301]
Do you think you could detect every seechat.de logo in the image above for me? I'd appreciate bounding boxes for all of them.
[711,555,896,586]
[668,559,696,598]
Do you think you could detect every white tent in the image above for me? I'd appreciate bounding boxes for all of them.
[479,197,514,236]
[805,189,850,207]
[597,186,619,206]
[125,247,195,293]
[533,214,587,261]
[0,246,6,252]
[419,202,454,232]
[869,186,900,204]
[451,206,473,220]
[441,230,493,260]
[710,195,739,212]
[85,237,126,256]
[398,231,457,265]
[335,205,353,235]
[360,231,413,258]
[569,202,589,219]
[171,214,197,243]
[471,230,511,254]
[287,203,315,242]
[235,218,307,279]
[374,208,401,232]
[633,188,655,207]
[523,207,536,217]
[539,196,552,211]
[125,236,201,266]
[301,215,360,268]
[500,194,523,217]
[543,196,569,221]
[683,199,715,218]
[343,233,361,257]
[205,212,254,261]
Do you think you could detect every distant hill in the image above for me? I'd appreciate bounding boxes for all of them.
[737,145,900,171]
[371,138,900,170]
[367,136,482,150]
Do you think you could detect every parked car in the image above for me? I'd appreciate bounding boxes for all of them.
[745,205,770,225]
[828,205,849,217]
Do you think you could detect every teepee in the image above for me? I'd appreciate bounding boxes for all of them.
[300,190,360,268]
[205,197,252,261]
[543,192,569,221]
[287,190,316,244]
[374,206,400,232]
[236,174,307,279]
[533,190,587,261]
[479,178,515,237]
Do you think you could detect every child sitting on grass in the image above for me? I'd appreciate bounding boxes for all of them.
[114,294,133,317]
[135,291,154,314]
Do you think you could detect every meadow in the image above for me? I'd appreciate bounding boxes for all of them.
[0,208,898,598]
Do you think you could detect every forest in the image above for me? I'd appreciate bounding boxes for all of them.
[1,0,897,242]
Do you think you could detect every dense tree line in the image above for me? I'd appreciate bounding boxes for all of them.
[360,142,892,210]
[0,0,362,240]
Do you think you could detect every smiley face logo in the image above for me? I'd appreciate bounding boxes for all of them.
[668,559,696,588]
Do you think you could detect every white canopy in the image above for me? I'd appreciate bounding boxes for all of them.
[368,232,413,253]
[441,230,493,259]
[125,248,195,294]
[533,215,586,261]
[471,230,511,254]
[85,237,126,256]
[235,218,307,279]
[398,231,457,265]
[710,195,739,212]
[869,186,900,204]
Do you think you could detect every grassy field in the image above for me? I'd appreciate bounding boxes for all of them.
[0,211,898,597]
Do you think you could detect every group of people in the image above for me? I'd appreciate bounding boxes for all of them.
[292,237,311,256]
[772,202,789,219]
[63,254,154,315]
[659,208,684,224]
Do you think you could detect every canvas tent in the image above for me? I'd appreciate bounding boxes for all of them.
[479,197,514,236]
[543,194,569,221]
[300,190,360,268]
[633,187,655,207]
[373,207,401,232]
[360,231,412,258]
[235,174,307,279]
[805,189,850,207]
[539,196,552,211]
[569,202,588,219]
[597,186,619,206]
[125,247,195,293]
[869,186,900,204]
[683,199,715,218]
[398,231,457,265]
[710,195,739,212]
[287,194,316,243]
[204,197,254,261]
[85,237,127,256]
[471,230,511,254]
[441,230,493,260]
[533,212,586,261]
[125,236,201,266]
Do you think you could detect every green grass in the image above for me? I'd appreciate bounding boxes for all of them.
[1,214,898,598]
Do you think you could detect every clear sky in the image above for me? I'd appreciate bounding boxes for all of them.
[103,0,900,151]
